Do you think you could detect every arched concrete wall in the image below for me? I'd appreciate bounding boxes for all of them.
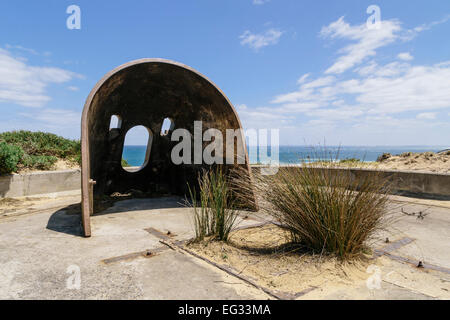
[81,59,254,237]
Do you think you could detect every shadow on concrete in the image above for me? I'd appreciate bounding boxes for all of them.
[393,191,450,201]
[93,196,186,216]
[0,174,13,198]
[46,196,186,237]
[46,203,84,237]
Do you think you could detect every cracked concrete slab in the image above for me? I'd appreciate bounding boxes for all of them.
[0,195,449,299]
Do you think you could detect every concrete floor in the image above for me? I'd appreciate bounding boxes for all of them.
[0,195,449,299]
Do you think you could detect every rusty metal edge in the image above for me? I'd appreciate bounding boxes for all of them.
[101,247,166,264]
[373,237,415,257]
[144,227,172,241]
[373,237,450,275]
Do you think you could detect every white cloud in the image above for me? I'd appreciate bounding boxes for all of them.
[297,73,310,84]
[4,44,52,57]
[269,16,450,120]
[5,44,38,55]
[397,52,413,61]
[273,61,450,116]
[416,112,436,120]
[413,14,450,33]
[19,108,80,128]
[252,0,270,5]
[305,106,364,121]
[240,28,283,50]
[0,48,80,107]
[271,76,338,106]
[349,63,450,114]
[235,104,294,130]
[238,16,450,145]
[301,76,335,89]
[320,17,402,74]
[67,86,79,91]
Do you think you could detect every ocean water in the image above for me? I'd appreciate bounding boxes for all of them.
[122,145,448,166]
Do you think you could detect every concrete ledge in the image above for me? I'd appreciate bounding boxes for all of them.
[0,169,81,198]
[251,165,450,200]
[1,166,450,200]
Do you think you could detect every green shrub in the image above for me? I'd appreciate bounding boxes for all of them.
[121,158,130,167]
[377,153,391,162]
[0,130,80,163]
[21,155,58,171]
[187,167,239,242]
[0,142,24,174]
[0,131,81,173]
[400,152,413,157]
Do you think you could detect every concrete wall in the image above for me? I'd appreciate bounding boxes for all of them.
[0,170,81,198]
[252,166,450,200]
[1,166,449,199]
[375,169,450,198]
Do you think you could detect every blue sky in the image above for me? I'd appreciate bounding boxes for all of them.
[0,0,449,146]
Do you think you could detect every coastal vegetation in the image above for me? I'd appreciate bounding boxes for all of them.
[0,131,132,174]
[253,165,390,260]
[0,131,81,174]
[188,167,239,242]
[187,160,390,260]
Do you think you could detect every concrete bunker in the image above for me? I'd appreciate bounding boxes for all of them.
[81,58,255,237]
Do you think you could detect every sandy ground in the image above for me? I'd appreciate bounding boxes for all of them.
[187,216,450,299]
[188,224,374,295]
[312,151,450,174]
[16,159,79,174]
[368,151,450,174]
[0,195,81,218]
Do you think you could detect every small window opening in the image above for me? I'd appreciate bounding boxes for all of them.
[160,117,174,136]
[121,125,153,172]
[109,115,122,129]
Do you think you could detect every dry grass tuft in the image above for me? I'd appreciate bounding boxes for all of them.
[252,163,390,260]
[187,167,239,242]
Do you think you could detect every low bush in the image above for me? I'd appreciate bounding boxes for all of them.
[0,131,81,174]
[21,155,58,171]
[0,142,24,174]
[255,163,390,260]
[377,153,391,162]
[121,158,130,167]
[0,131,81,164]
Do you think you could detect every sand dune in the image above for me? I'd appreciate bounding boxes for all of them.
[369,150,450,174]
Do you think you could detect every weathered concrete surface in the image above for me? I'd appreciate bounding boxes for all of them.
[0,170,80,198]
[0,195,449,299]
[299,197,450,300]
[0,197,268,299]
